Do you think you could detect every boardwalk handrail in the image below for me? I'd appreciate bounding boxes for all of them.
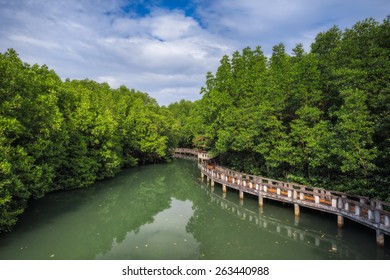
[174,148,390,243]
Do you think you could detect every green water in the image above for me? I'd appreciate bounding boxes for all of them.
[0,159,388,260]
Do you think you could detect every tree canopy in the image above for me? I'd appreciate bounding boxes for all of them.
[171,17,389,202]
[0,50,179,232]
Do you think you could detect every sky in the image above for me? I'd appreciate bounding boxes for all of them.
[0,0,389,105]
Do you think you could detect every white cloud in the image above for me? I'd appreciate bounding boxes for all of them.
[195,0,390,53]
[0,0,230,105]
[0,0,388,105]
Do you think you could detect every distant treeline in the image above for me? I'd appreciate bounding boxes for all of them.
[168,17,390,202]
[0,49,179,232]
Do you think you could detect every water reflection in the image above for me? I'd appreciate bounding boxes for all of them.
[0,163,194,260]
[197,183,389,259]
[96,200,200,260]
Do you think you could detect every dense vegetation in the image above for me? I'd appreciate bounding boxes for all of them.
[1,17,388,234]
[169,18,389,201]
[0,49,179,232]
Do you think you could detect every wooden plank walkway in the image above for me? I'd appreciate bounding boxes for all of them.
[174,148,390,246]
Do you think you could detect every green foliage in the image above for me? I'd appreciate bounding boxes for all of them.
[0,50,178,232]
[181,17,389,201]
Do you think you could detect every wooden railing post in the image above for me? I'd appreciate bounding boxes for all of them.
[338,197,344,209]
[355,204,361,216]
[385,216,390,227]
[375,202,381,224]
[331,197,337,208]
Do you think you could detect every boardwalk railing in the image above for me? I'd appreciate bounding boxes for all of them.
[174,148,211,161]
[174,148,390,246]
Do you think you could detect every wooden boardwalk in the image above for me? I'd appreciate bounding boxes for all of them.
[174,148,390,246]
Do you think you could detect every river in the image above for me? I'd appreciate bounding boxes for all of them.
[0,159,388,260]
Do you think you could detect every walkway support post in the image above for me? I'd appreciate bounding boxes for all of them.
[337,215,344,228]
[376,230,384,247]
[294,204,300,216]
[239,189,244,200]
[258,194,263,207]
[222,184,227,193]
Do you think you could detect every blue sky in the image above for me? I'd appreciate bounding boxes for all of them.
[0,0,389,105]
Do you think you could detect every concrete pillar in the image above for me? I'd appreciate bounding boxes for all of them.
[315,196,320,204]
[355,205,361,216]
[211,179,215,187]
[376,230,384,247]
[264,185,268,192]
[249,182,253,188]
[222,184,227,193]
[211,185,214,193]
[201,172,204,179]
[375,210,381,223]
[232,178,235,184]
[337,215,344,228]
[294,204,300,216]
[338,197,343,209]
[293,190,297,200]
[299,192,304,200]
[258,194,263,207]
[344,202,349,212]
[239,190,244,200]
[288,190,292,198]
[276,188,281,195]
[385,215,390,227]
[255,183,259,190]
[368,209,374,220]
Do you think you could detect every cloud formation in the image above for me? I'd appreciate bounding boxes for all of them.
[0,0,388,105]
